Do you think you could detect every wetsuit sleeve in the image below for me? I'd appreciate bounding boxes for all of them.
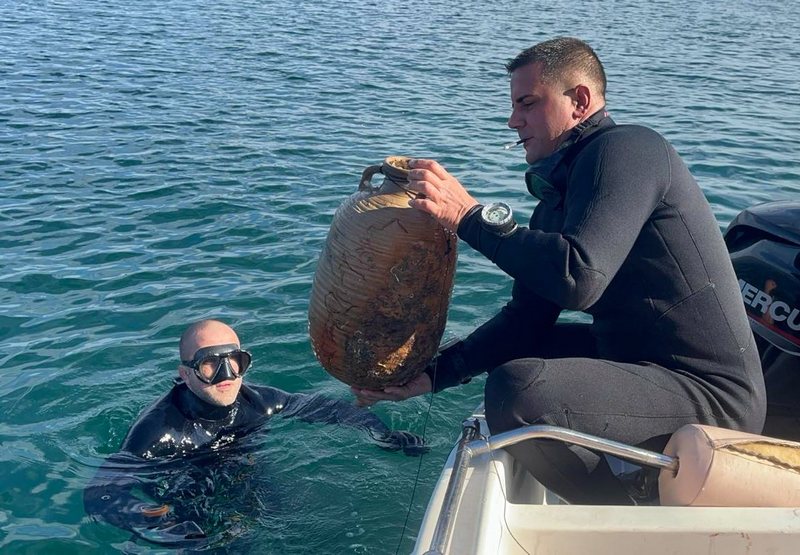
[84,399,168,529]
[251,386,426,455]
[458,127,672,311]
[277,389,391,432]
[83,453,207,546]
[83,453,168,530]
[85,391,208,546]
[247,385,383,427]
[425,280,561,392]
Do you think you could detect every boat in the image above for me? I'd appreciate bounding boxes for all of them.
[413,202,800,555]
[413,406,800,555]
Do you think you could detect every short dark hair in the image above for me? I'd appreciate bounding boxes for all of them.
[505,37,607,97]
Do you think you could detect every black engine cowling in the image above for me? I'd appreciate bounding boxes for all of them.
[725,200,800,438]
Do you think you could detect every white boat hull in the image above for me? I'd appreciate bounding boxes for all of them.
[413,406,800,555]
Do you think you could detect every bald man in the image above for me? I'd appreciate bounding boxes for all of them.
[84,319,424,546]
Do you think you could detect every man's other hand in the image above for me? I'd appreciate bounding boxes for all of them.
[350,371,432,407]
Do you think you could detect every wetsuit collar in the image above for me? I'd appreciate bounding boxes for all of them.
[174,379,241,421]
[525,107,614,203]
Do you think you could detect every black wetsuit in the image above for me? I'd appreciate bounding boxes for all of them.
[429,114,767,504]
[118,381,406,459]
[84,381,422,545]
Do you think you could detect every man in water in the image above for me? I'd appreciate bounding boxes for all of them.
[85,319,425,545]
[352,37,766,504]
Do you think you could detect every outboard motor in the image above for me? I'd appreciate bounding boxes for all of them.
[725,201,800,440]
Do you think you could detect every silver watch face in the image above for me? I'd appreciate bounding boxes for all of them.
[481,202,512,226]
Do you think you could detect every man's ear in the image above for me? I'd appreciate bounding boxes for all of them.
[571,84,592,118]
[178,365,187,381]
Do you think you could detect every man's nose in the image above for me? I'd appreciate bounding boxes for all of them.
[507,108,523,130]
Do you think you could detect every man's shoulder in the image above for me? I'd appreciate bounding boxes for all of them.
[595,123,664,144]
[239,383,295,412]
[576,123,670,164]
[119,387,183,456]
[129,388,177,424]
[240,382,282,398]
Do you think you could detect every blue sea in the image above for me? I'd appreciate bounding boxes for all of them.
[1,0,798,553]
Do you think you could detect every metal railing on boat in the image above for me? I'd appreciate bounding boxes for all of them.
[422,420,679,555]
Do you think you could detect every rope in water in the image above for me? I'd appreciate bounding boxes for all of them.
[394,364,436,555]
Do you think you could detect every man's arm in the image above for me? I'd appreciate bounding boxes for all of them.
[350,279,561,404]
[84,400,208,546]
[426,280,561,392]
[84,452,168,531]
[248,385,427,455]
[83,452,207,546]
[459,128,671,311]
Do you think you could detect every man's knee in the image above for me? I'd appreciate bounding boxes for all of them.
[484,359,562,434]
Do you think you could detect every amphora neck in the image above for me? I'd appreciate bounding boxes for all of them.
[379,156,411,193]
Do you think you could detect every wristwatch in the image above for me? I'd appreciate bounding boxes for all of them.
[479,202,517,237]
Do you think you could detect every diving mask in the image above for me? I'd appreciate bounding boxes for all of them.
[181,343,252,385]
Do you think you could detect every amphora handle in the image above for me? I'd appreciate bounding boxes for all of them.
[359,165,383,192]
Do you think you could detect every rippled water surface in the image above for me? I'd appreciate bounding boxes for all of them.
[2,0,799,553]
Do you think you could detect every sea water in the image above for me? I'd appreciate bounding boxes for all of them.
[1,0,798,553]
